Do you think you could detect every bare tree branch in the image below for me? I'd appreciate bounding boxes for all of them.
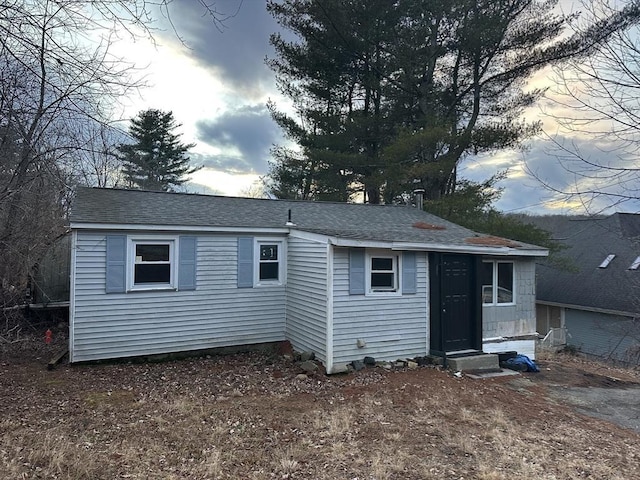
[0,0,238,312]
[540,0,640,212]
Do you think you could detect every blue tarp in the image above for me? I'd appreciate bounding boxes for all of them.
[502,354,540,372]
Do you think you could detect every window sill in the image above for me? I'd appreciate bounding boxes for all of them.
[482,302,516,307]
[127,286,177,293]
[366,290,401,297]
[254,281,284,288]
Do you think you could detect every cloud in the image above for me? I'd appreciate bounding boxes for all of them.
[188,168,261,197]
[194,104,281,174]
[459,133,640,215]
[525,135,640,209]
[144,0,639,212]
[159,0,278,98]
[459,148,556,214]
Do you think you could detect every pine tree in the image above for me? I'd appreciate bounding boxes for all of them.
[266,0,640,204]
[118,109,198,191]
[267,0,398,203]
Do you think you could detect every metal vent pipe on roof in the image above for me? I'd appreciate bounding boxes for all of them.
[285,208,296,227]
[413,189,425,210]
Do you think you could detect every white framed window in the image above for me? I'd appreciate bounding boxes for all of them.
[255,239,284,286]
[482,260,514,305]
[128,237,177,291]
[366,251,400,295]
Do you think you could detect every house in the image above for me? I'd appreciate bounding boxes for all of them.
[69,187,547,373]
[525,214,640,364]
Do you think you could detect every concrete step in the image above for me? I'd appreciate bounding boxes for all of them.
[446,353,499,373]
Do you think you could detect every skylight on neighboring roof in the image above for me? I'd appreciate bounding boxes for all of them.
[598,254,616,268]
[629,256,640,270]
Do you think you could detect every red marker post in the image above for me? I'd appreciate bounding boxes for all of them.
[45,329,52,344]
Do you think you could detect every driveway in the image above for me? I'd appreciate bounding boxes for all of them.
[513,355,640,433]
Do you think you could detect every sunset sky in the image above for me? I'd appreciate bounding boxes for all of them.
[113,0,640,215]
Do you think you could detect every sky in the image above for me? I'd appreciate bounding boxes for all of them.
[113,0,282,198]
[113,0,640,215]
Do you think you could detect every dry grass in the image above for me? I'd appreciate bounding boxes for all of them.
[1,352,640,479]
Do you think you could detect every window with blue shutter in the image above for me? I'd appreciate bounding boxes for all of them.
[352,249,416,295]
[365,251,400,294]
[106,235,191,292]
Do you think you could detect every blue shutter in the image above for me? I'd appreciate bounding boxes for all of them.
[237,237,254,288]
[402,251,417,295]
[349,248,365,295]
[106,235,126,293]
[178,236,197,291]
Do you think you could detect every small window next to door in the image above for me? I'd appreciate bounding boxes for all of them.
[366,251,399,294]
[482,260,514,305]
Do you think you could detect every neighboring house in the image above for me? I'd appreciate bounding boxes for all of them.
[526,214,640,364]
[69,187,547,373]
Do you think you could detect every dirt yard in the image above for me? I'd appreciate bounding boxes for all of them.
[2,333,640,479]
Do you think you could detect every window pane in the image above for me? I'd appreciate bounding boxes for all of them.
[135,264,171,284]
[136,244,169,262]
[371,257,393,271]
[482,286,493,304]
[260,245,278,261]
[259,262,279,280]
[371,272,394,288]
[497,263,513,303]
[481,262,493,303]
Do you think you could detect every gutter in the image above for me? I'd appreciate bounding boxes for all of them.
[70,222,290,235]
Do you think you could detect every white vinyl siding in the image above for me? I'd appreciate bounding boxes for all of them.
[71,231,286,362]
[332,247,428,364]
[285,237,328,362]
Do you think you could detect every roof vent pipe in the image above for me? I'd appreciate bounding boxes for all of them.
[413,189,425,211]
[285,208,296,227]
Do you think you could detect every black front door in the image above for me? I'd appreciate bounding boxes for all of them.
[430,253,481,354]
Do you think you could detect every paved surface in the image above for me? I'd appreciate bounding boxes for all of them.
[549,385,640,433]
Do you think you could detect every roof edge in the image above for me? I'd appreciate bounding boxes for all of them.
[537,300,639,318]
[70,222,291,234]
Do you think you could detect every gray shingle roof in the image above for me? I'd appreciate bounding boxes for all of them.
[71,187,545,254]
[524,214,640,315]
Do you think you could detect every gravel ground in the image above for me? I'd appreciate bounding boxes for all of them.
[2,327,640,479]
